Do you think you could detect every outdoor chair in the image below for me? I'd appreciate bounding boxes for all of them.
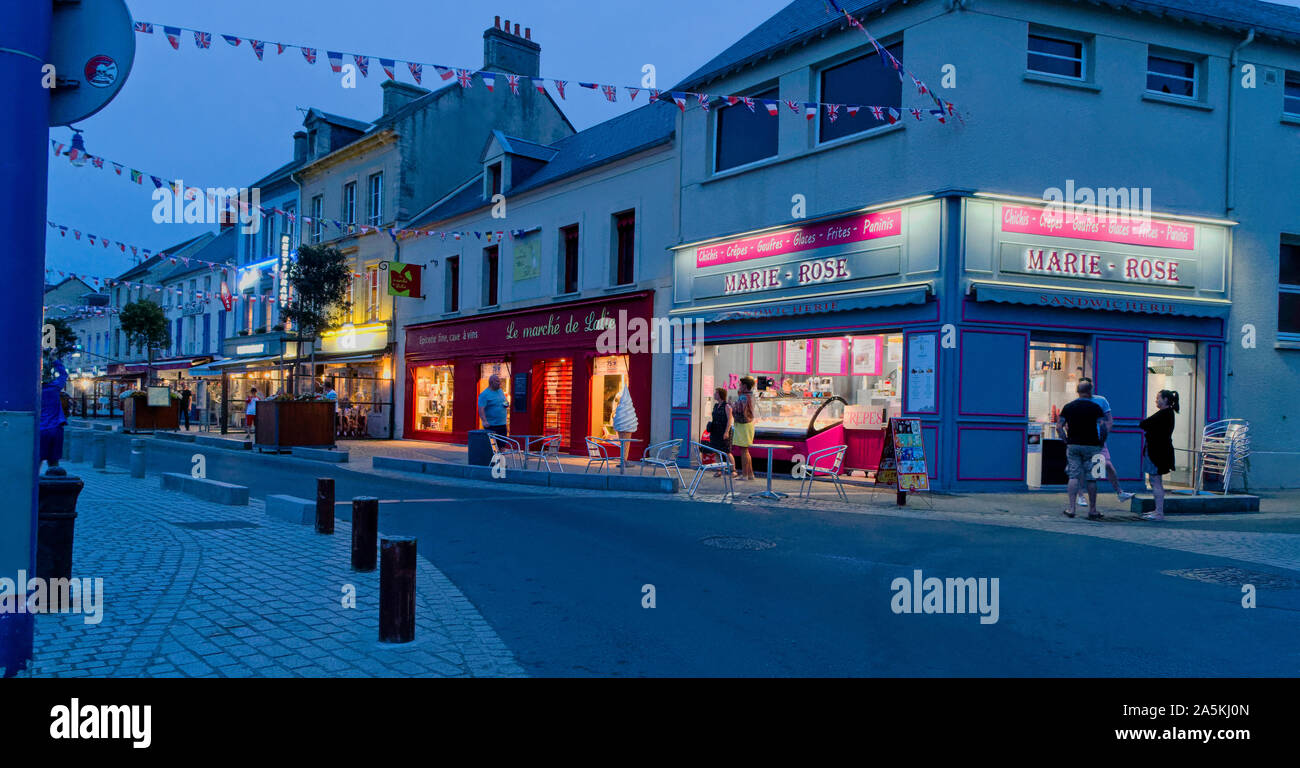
[799,444,849,501]
[639,439,685,486]
[536,434,566,473]
[489,434,525,470]
[584,437,618,474]
[687,441,734,502]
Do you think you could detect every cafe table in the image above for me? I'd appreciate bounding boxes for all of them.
[601,437,643,475]
[748,443,789,500]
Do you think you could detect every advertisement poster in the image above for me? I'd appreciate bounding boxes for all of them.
[1027,422,1043,454]
[147,386,171,407]
[783,339,811,374]
[875,417,930,492]
[851,336,883,376]
[816,338,846,375]
[907,334,937,413]
[513,231,541,281]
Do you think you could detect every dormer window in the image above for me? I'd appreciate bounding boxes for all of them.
[488,162,503,196]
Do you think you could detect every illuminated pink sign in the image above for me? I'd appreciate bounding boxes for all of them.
[1001,205,1195,250]
[695,209,902,268]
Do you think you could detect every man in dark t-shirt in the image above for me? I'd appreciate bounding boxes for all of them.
[1057,380,1106,520]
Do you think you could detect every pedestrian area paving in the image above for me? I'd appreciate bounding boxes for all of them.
[28,467,524,678]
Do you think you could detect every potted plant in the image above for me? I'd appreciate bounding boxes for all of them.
[119,388,181,433]
[255,391,336,452]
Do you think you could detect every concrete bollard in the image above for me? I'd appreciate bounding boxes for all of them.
[129,438,146,478]
[379,536,417,643]
[91,433,106,469]
[69,430,87,463]
[316,478,335,535]
[350,496,378,572]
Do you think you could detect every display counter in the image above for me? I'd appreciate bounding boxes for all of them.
[733,394,847,471]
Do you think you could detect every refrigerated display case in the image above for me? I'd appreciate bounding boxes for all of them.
[734,394,848,472]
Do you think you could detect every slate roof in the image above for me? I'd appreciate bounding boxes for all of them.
[676,0,1300,89]
[162,228,235,281]
[410,101,677,226]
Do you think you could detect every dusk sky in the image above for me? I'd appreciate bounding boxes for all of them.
[44,0,1300,284]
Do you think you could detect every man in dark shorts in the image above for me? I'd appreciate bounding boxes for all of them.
[1057,380,1107,520]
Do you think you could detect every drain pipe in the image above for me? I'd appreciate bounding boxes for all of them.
[1226,29,1255,215]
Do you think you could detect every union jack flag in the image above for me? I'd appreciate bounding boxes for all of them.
[276,43,286,55]
[647,89,659,103]
[435,65,455,81]
[553,80,566,99]
[602,84,617,102]
[456,69,473,88]
[909,107,923,120]
[301,47,317,64]
[785,99,800,113]
[507,74,520,95]
[480,72,496,91]
[194,31,211,49]
[696,92,710,110]
[91,155,104,168]
[327,51,343,72]
[354,55,369,76]
[912,76,928,95]
[826,104,839,122]
[380,58,396,80]
[627,87,639,101]
[251,40,265,60]
[222,35,241,47]
[870,105,884,120]
[408,62,423,84]
[134,22,153,33]
[764,99,779,115]
[163,26,181,49]
[743,96,755,112]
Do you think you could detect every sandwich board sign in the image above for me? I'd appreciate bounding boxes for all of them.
[48,0,136,126]
[874,417,930,492]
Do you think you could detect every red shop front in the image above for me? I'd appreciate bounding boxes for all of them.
[403,291,654,455]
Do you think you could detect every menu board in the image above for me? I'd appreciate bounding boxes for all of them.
[672,348,690,408]
[906,334,937,413]
[816,338,847,375]
[874,417,930,492]
[783,339,811,374]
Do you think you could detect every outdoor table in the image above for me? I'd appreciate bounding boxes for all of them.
[748,443,789,500]
[602,437,643,475]
[511,434,546,470]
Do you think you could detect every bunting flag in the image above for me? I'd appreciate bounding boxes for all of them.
[163,26,181,49]
[51,141,64,157]
[578,82,598,90]
[380,58,396,80]
[671,92,687,111]
[251,40,265,60]
[826,104,839,122]
[909,107,923,120]
[846,105,860,117]
[222,34,241,47]
[354,55,368,76]
[277,43,287,55]
[301,46,317,64]
[887,107,900,125]
[455,68,473,88]
[696,92,709,110]
[553,80,567,99]
[133,22,153,33]
[628,87,639,102]
[647,89,659,103]
[194,30,211,49]
[327,51,343,72]
[480,71,495,91]
[408,62,422,84]
[785,99,800,113]
[532,77,547,94]
[929,108,946,123]
[602,84,617,102]
[434,65,454,81]
[507,74,520,95]
[870,105,884,121]
[764,99,779,116]
[130,170,143,184]
[805,103,818,120]
[91,156,104,169]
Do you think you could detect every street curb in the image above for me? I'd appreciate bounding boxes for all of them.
[371,456,678,493]
[160,472,250,505]
[265,494,315,524]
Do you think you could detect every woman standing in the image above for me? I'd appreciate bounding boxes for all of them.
[245,387,260,433]
[706,387,734,477]
[1138,389,1179,521]
[732,376,757,481]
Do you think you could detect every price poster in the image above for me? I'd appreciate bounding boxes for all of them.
[874,417,930,492]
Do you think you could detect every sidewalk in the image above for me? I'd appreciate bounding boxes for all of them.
[27,464,524,678]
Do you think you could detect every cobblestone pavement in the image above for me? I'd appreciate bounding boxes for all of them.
[28,467,524,678]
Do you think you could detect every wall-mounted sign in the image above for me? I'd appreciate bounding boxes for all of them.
[696,209,901,268]
[320,323,388,354]
[1000,205,1195,250]
[815,338,848,375]
[699,248,900,301]
[385,262,424,298]
[512,231,541,282]
[906,334,937,413]
[234,343,265,356]
[181,300,207,316]
[1004,244,1188,287]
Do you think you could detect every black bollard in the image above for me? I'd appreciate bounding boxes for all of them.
[897,490,907,507]
[37,474,85,580]
[350,496,379,572]
[379,536,417,643]
[315,478,335,535]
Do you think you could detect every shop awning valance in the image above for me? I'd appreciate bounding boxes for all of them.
[123,357,212,373]
[970,281,1231,319]
[670,283,932,324]
[187,356,282,376]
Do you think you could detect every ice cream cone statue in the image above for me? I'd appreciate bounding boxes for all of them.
[613,384,638,442]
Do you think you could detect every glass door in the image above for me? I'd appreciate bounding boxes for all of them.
[477,361,510,429]
[1146,340,1197,487]
[1027,339,1088,488]
[589,355,629,439]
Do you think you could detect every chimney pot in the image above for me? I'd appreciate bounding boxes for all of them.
[514,23,520,35]
[504,19,510,33]
[494,15,500,28]
[525,27,531,40]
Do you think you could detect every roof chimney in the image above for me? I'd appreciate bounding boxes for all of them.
[293,131,308,163]
[483,18,539,77]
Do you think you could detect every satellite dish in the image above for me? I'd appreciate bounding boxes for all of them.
[48,0,136,127]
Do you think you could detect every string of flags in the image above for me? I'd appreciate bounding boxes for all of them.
[132,18,961,124]
[50,140,539,245]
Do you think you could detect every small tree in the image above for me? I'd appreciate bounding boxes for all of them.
[281,244,353,395]
[119,299,170,386]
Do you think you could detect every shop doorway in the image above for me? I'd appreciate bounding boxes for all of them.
[1147,340,1197,487]
[1027,338,1089,488]
[476,361,511,430]
[530,358,573,448]
[589,355,629,440]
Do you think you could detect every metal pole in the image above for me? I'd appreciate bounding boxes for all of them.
[350,496,378,572]
[0,0,52,677]
[315,477,334,534]
[379,536,416,643]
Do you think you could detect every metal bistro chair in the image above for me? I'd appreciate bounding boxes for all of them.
[489,433,525,470]
[536,434,566,473]
[687,441,734,502]
[800,444,849,501]
[584,437,618,474]
[1196,419,1251,494]
[640,439,685,486]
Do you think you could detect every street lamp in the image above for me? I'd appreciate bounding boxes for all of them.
[68,128,89,168]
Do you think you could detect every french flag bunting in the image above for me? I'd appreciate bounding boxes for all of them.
[480,71,496,91]
[602,84,617,102]
[301,47,317,64]
[507,74,520,95]
[194,30,211,49]
[846,105,860,117]
[251,40,265,60]
[327,51,343,72]
[222,35,241,47]
[134,22,153,33]
[51,141,63,157]
[553,80,566,99]
[671,92,687,111]
[579,82,598,89]
[727,96,740,106]
[88,235,96,246]
[929,108,946,123]
[627,87,639,101]
[103,239,110,249]
[434,65,455,81]
[164,26,181,49]
[805,103,818,120]
[354,55,369,76]
[456,68,473,88]
[74,231,80,240]
[532,77,547,94]
[764,99,779,115]
[380,58,396,80]
[408,62,423,84]
[887,108,900,124]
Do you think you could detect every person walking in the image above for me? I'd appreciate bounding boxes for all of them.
[1075,378,1135,508]
[732,376,756,481]
[245,387,259,433]
[180,385,192,430]
[478,374,509,437]
[1138,390,1179,521]
[706,387,734,477]
[1058,379,1107,520]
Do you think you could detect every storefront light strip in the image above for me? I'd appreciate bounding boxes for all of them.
[239,257,280,272]
[967,279,1232,305]
[671,195,935,251]
[669,281,933,315]
[969,192,1239,227]
[320,322,388,337]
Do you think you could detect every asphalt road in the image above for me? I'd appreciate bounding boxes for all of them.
[95,435,1300,676]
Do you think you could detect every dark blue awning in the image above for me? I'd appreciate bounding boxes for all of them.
[971,282,1231,319]
[671,283,931,324]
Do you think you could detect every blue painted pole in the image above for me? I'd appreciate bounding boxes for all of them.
[0,0,52,677]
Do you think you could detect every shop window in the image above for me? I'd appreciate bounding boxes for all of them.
[715,87,778,172]
[483,246,500,306]
[1280,239,1300,338]
[477,362,510,429]
[560,224,580,295]
[612,211,635,287]
[1027,33,1084,79]
[538,358,573,447]
[819,43,903,144]
[445,256,460,313]
[1027,342,1089,440]
[1147,53,1198,99]
[1286,72,1300,117]
[590,355,629,439]
[414,364,454,433]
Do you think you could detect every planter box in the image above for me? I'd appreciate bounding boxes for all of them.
[122,397,179,433]
[255,400,336,452]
